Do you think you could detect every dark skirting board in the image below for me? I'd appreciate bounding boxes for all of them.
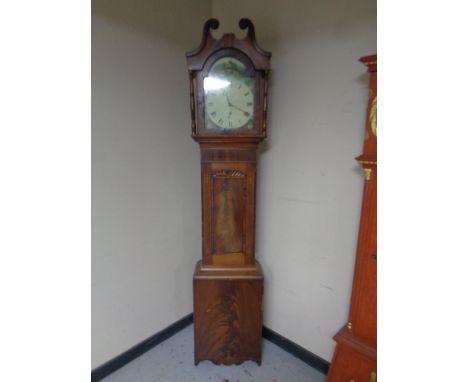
[91,314,330,381]
[91,314,194,382]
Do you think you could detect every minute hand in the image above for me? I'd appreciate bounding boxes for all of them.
[226,95,250,116]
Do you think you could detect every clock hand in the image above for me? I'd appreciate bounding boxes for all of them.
[226,95,250,116]
[228,110,233,127]
[224,95,235,120]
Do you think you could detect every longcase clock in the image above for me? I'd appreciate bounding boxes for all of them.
[327,54,377,382]
[185,19,271,365]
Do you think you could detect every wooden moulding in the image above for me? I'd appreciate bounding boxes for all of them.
[359,54,377,72]
[333,326,376,361]
[194,259,263,278]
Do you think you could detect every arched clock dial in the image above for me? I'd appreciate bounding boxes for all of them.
[204,57,254,129]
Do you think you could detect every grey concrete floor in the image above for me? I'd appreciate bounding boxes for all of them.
[102,324,326,382]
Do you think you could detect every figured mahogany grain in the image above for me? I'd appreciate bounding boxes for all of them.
[212,173,245,255]
[193,261,263,365]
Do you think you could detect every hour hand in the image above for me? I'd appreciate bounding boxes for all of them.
[226,95,250,116]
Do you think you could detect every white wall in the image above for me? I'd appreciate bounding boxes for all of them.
[92,0,210,368]
[212,0,376,361]
[92,0,376,367]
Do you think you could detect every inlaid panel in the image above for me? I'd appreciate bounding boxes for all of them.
[202,161,256,266]
[212,170,246,255]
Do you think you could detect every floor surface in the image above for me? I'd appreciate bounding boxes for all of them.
[102,324,326,382]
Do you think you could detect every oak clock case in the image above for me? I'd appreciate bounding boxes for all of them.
[186,19,271,366]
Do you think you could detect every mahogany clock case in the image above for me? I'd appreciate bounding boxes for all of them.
[186,19,271,366]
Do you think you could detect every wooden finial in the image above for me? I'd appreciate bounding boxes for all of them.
[239,18,256,41]
[239,18,271,58]
[186,19,219,58]
[202,18,219,37]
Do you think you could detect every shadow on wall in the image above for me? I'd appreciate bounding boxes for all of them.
[210,0,376,43]
[92,0,211,48]
[93,0,375,54]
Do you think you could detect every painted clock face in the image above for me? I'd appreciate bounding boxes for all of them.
[203,57,254,129]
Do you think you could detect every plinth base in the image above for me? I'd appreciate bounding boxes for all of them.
[326,326,377,382]
[193,260,264,365]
